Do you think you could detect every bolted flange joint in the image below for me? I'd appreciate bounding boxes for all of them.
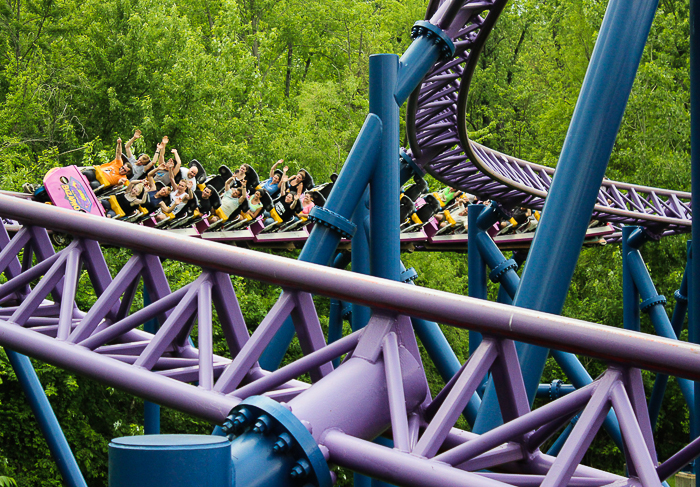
[411,20,456,61]
[489,259,518,283]
[401,267,418,283]
[309,206,357,239]
[273,432,293,454]
[640,294,667,313]
[675,289,688,303]
[227,396,332,487]
[549,379,563,401]
[290,459,311,479]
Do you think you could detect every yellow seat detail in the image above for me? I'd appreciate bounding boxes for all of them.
[108,195,126,218]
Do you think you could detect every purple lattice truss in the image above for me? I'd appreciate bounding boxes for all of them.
[406,0,692,237]
[0,196,698,487]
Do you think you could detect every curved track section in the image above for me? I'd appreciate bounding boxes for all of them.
[406,0,692,235]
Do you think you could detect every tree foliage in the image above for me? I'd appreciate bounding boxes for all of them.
[0,0,694,484]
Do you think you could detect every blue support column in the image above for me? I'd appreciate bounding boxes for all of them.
[474,0,660,434]
[369,54,400,282]
[328,252,352,368]
[624,235,695,409]
[671,259,689,337]
[352,189,372,332]
[622,226,641,332]
[691,0,700,471]
[468,204,487,355]
[6,350,87,487]
[142,286,161,435]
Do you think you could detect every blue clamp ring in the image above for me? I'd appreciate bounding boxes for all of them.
[674,289,688,303]
[309,206,357,239]
[225,396,332,487]
[401,267,418,283]
[640,295,666,313]
[549,379,563,401]
[411,21,456,61]
[489,259,518,283]
[400,149,425,178]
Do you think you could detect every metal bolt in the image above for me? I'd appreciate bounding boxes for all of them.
[220,419,235,435]
[290,459,311,479]
[252,414,272,434]
[226,407,252,434]
[272,432,293,454]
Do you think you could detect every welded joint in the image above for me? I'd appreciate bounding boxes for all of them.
[308,206,357,239]
[627,226,661,250]
[640,295,667,313]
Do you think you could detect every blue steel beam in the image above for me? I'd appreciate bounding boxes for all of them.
[142,286,161,435]
[259,115,382,369]
[467,223,623,447]
[7,350,87,487]
[473,0,660,434]
[369,54,401,282]
[468,204,488,357]
[691,0,700,472]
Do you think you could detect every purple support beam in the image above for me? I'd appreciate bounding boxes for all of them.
[382,332,410,452]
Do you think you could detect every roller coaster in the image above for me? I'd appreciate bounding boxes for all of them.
[0,0,698,485]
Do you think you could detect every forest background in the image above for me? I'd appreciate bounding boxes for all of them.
[0,0,693,484]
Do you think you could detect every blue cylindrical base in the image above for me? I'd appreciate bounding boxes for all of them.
[109,435,232,487]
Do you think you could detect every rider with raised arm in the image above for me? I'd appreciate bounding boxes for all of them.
[124,130,153,180]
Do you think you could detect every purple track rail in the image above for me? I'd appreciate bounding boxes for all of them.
[406,0,692,236]
[0,196,697,487]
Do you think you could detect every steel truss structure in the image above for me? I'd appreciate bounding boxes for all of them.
[0,0,698,485]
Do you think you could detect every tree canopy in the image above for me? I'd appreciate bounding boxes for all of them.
[0,0,694,484]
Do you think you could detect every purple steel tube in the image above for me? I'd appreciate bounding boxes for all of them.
[414,339,498,458]
[232,331,361,400]
[214,292,296,393]
[382,332,411,452]
[0,319,239,422]
[289,344,427,443]
[0,197,699,381]
[609,383,659,487]
[78,285,191,350]
[69,255,145,342]
[539,370,620,487]
[435,384,594,466]
[657,434,700,480]
[57,248,80,340]
[323,429,511,487]
[198,278,214,390]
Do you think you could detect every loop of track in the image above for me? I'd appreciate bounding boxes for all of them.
[406,0,691,235]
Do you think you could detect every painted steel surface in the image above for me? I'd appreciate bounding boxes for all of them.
[0,197,697,486]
